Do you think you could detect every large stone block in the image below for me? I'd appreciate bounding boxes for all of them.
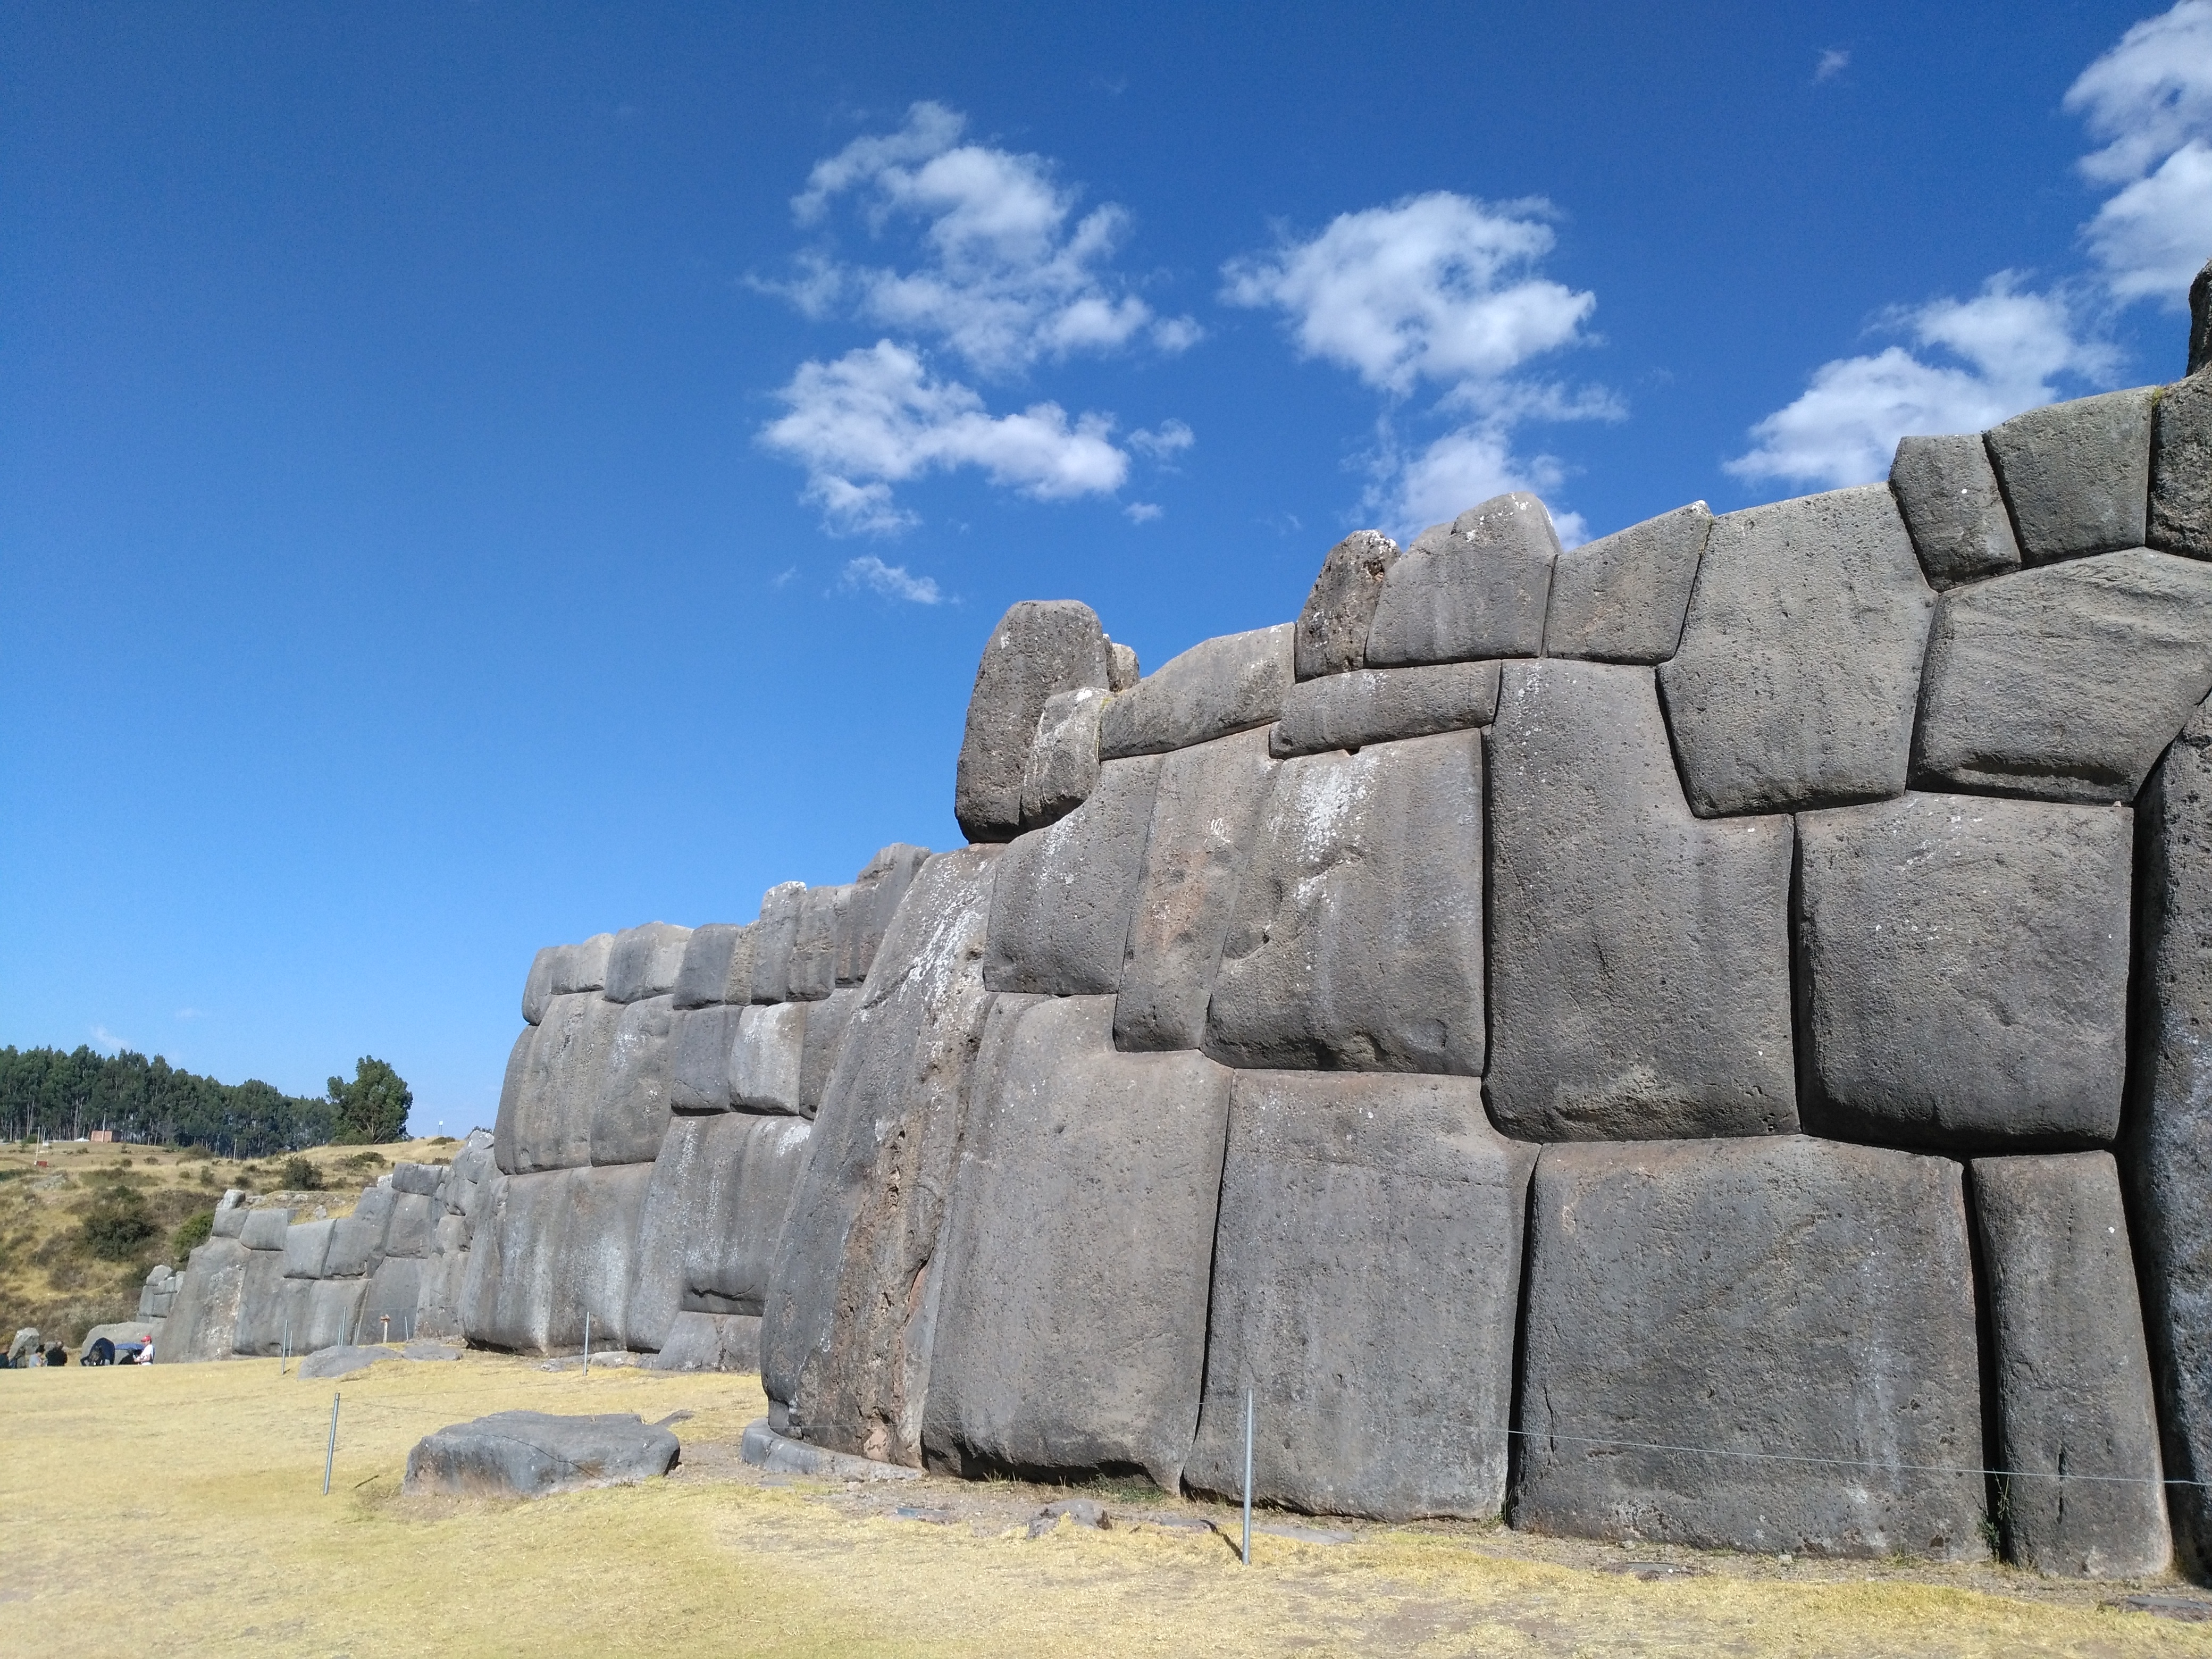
[647,1311,760,1372]
[2123,696,2212,1577]
[672,923,744,1010]
[1114,728,1278,1052]
[359,1255,423,1341]
[720,924,757,1005]
[748,882,806,1004]
[629,1112,813,1352]
[231,1248,300,1356]
[1987,387,2156,563]
[954,600,1113,842]
[1888,434,2022,589]
[590,993,677,1167]
[209,1191,248,1238]
[1913,549,2212,804]
[391,1162,442,1197]
[731,1002,807,1115]
[154,1237,249,1364]
[669,1003,742,1113]
[787,885,847,1002]
[282,1219,334,1280]
[404,1412,680,1498]
[526,934,615,1021]
[461,1164,654,1354]
[761,847,1001,1466]
[1018,686,1108,830]
[1207,731,1485,1075]
[923,996,1231,1491]
[2152,374,2212,560]
[1796,792,2132,1150]
[1294,529,1398,679]
[837,845,930,986]
[1268,661,1498,759]
[382,1191,437,1259]
[1972,1153,2169,1577]
[1098,624,1295,760]
[602,923,691,1004]
[1659,485,1934,815]
[1182,1073,1534,1520]
[984,755,1162,998]
[1487,661,1796,1139]
[1542,501,1712,662]
[323,1214,379,1279]
[499,991,620,1174]
[798,987,861,1117]
[1366,493,1559,666]
[238,1207,291,1252]
[1515,1137,1987,1560]
[522,948,557,1027]
[414,1239,470,1343]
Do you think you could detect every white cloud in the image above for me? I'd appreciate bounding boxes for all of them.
[1127,420,1194,459]
[1366,422,1587,546]
[1727,276,2116,488]
[90,1025,131,1055]
[2066,2,2212,305]
[842,554,943,604]
[1814,48,1850,84]
[2081,140,2212,303]
[1124,501,1163,523]
[760,340,1131,534]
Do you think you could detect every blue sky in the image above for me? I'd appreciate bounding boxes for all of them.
[5,1,2208,1134]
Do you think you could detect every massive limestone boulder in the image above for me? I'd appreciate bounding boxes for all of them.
[359,1256,422,1342]
[323,1213,380,1279]
[748,882,807,1003]
[238,1206,291,1251]
[1912,549,2212,805]
[1206,731,1486,1075]
[1542,501,1712,661]
[2152,373,2212,560]
[1019,686,1109,831]
[1268,661,1498,758]
[1985,388,2156,564]
[797,986,862,1117]
[522,934,613,1024]
[1972,1153,2169,1577]
[1294,529,1398,680]
[282,1219,334,1279]
[155,1237,249,1363]
[984,755,1162,998]
[590,994,678,1165]
[954,601,1113,843]
[1795,792,2132,1150]
[1888,434,2021,589]
[1515,1137,1987,1560]
[1182,1072,1534,1520]
[1113,728,1278,1052]
[629,1112,812,1354]
[837,844,931,986]
[1486,661,1796,1140]
[602,923,691,1004]
[1365,493,1559,666]
[671,923,744,1010]
[1659,484,1934,816]
[498,991,619,1173]
[405,1412,680,1498]
[923,995,1231,1492]
[669,1003,743,1112]
[760,847,1001,1464]
[1098,625,1295,760]
[382,1191,436,1259]
[787,885,847,1001]
[460,1164,653,1353]
[731,1003,807,1115]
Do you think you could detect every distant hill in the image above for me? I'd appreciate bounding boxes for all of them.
[0,1045,336,1157]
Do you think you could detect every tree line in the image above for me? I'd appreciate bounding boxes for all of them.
[0,1047,413,1155]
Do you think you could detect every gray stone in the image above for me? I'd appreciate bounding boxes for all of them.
[741,1417,921,1481]
[351,1185,395,1244]
[137,1266,177,1321]
[209,1191,248,1239]
[1269,661,1499,758]
[648,1311,761,1371]
[460,1163,654,1354]
[787,886,847,1002]
[1486,661,1797,1140]
[923,995,1231,1491]
[602,922,691,1004]
[837,845,930,987]
[1912,549,2212,804]
[1796,792,2133,1150]
[1972,1153,2169,1577]
[590,993,678,1166]
[672,923,744,1010]
[323,1214,379,1278]
[1295,529,1399,679]
[749,882,806,1003]
[1365,493,1559,667]
[491,1026,533,1164]
[403,1339,462,1362]
[1515,1137,1987,1561]
[499,991,619,1174]
[1108,640,1140,691]
[1114,728,1278,1052]
[2123,697,2212,1577]
[1182,1072,1534,1520]
[391,1161,442,1197]
[1543,501,1713,661]
[404,1411,680,1497]
[1208,731,1485,1075]
[985,755,1163,998]
[522,948,558,1026]
[298,1344,400,1380]
[239,1207,292,1252]
[413,1241,469,1343]
[1659,484,1934,816]
[1019,686,1108,830]
[382,1191,437,1259]
[548,934,614,996]
[629,1112,813,1351]
[153,1237,249,1363]
[1097,624,1296,760]
[1888,435,2021,589]
[731,1002,807,1115]
[799,987,862,1117]
[761,847,1001,1467]
[2195,259,2212,376]
[669,1003,742,1113]
[359,1255,424,1341]
[282,1218,334,1280]
[78,1321,154,1361]
[1987,387,2156,563]
[719,924,757,1005]
[954,600,1114,842]
[2151,375,2212,561]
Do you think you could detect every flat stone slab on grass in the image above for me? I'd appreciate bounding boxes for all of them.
[741,1418,920,1481]
[405,1411,681,1497]
[297,1344,401,1379]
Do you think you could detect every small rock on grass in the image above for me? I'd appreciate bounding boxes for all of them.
[1028,1497,1111,1535]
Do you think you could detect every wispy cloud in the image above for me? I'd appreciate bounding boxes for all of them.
[842,554,943,604]
[1124,501,1163,523]
[1813,48,1850,84]
[90,1025,131,1054]
[2066,1,2212,306]
[173,1007,205,1021]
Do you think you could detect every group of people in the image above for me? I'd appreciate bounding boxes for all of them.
[3,1330,153,1367]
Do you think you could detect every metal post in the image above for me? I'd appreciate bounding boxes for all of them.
[281,1312,290,1376]
[380,1314,390,1346]
[323,1392,340,1495]
[583,1313,591,1377]
[1242,1389,1254,1566]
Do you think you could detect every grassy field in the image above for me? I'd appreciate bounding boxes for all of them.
[0,1136,463,1345]
[2,1351,2208,1656]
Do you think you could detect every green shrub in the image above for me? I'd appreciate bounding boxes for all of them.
[172,1209,214,1258]
[78,1189,157,1262]
[279,1156,325,1192]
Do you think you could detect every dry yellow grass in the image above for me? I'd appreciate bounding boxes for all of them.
[3,1351,2208,1656]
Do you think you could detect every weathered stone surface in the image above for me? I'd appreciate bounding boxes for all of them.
[1365,493,1559,667]
[549,934,614,996]
[298,1344,400,1379]
[984,755,1162,998]
[748,882,806,1003]
[1659,485,1935,815]
[361,1255,423,1340]
[1115,728,1278,1052]
[282,1219,334,1280]
[1972,1153,2169,1576]
[383,1191,437,1259]
[392,1162,442,1197]
[761,847,1001,1466]
[1796,792,2133,1150]
[2124,696,2212,1577]
[1912,549,2212,803]
[1269,661,1499,758]
[1987,387,2156,563]
[669,1003,742,1113]
[731,1002,807,1115]
[414,1236,469,1343]
[1544,501,1713,661]
[602,922,691,1004]
[798,987,861,1117]
[1295,529,1399,679]
[461,1164,654,1354]
[138,1265,178,1320]
[954,600,1113,842]
[522,948,558,1026]
[404,1412,680,1497]
[672,923,744,1010]
[1208,732,1485,1075]
[492,1023,533,1160]
[1183,1072,1533,1520]
[923,995,1231,1490]
[1019,686,1108,830]
[1107,640,1139,691]
[648,1311,761,1371]
[155,1237,249,1363]
[499,991,619,1174]
[209,1191,248,1239]
[2196,260,2212,375]
[1098,624,1295,760]
[239,1207,292,1252]
[788,885,847,1002]
[322,1214,379,1279]
[590,994,677,1166]
[1487,661,1796,1139]
[629,1112,813,1351]
[1888,435,2021,589]
[2152,375,2212,561]
[837,845,930,987]
[1515,1137,1987,1560]
[720,924,757,1004]
[353,1185,394,1242]
[743,1417,923,1481]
